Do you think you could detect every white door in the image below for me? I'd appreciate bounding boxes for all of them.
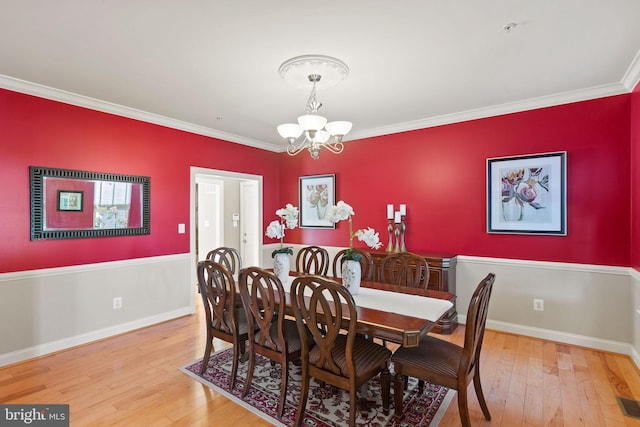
[196,176,223,261]
[240,180,260,267]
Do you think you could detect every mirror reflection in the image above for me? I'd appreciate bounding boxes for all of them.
[43,178,143,231]
[30,166,150,240]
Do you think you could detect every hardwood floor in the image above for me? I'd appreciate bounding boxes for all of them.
[2,303,640,426]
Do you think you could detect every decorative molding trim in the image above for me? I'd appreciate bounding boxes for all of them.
[622,49,640,91]
[630,267,640,281]
[456,254,631,277]
[458,315,633,357]
[632,345,640,372]
[0,253,190,283]
[0,307,193,368]
[1,73,635,154]
[0,74,278,152]
[346,82,629,142]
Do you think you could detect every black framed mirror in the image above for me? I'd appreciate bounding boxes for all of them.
[30,166,150,240]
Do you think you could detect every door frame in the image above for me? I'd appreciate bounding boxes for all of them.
[189,166,263,309]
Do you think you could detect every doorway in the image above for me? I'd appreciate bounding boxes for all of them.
[190,167,262,307]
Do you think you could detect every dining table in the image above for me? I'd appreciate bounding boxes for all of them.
[278,272,455,348]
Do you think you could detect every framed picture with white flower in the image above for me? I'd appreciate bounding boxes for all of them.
[299,174,336,228]
[487,151,567,235]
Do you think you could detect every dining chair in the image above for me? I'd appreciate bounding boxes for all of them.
[380,252,429,288]
[238,267,306,418]
[295,245,329,275]
[196,260,249,391]
[205,246,242,276]
[290,275,391,427]
[331,248,374,281]
[391,273,496,426]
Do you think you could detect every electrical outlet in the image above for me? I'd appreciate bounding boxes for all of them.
[113,297,122,309]
[533,298,544,311]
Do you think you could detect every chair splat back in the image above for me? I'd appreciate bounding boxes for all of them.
[196,260,249,390]
[239,267,287,351]
[206,247,242,276]
[239,267,303,418]
[198,260,237,334]
[295,245,329,275]
[390,273,495,426]
[460,272,495,379]
[290,275,391,427]
[381,252,429,288]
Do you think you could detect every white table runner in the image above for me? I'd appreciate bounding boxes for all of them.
[281,276,453,323]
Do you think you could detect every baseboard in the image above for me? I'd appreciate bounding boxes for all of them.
[457,314,632,355]
[0,306,193,368]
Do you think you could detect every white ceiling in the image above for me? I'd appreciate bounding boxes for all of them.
[2,1,640,152]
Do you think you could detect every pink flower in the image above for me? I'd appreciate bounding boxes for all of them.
[517,184,537,203]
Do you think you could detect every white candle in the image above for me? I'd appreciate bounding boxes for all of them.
[387,204,394,219]
[399,204,406,216]
[394,211,401,223]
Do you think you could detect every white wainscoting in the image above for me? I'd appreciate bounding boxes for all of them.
[263,244,637,360]
[3,247,638,369]
[0,254,193,367]
[631,268,640,368]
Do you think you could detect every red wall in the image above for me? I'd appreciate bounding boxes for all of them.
[632,83,640,270]
[0,88,280,273]
[280,95,632,266]
[45,178,95,229]
[1,88,634,272]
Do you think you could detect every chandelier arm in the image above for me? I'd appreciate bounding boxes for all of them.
[321,141,345,154]
[286,139,311,156]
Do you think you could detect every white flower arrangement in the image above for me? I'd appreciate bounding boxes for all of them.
[328,200,382,259]
[266,203,299,257]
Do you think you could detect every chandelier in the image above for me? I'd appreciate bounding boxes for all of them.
[276,55,352,159]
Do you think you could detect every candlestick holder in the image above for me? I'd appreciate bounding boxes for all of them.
[400,216,407,252]
[386,220,394,252]
[393,223,401,252]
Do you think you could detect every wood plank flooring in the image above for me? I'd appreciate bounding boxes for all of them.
[2,303,640,426]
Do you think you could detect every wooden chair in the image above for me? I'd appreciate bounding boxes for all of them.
[380,252,429,288]
[331,248,374,280]
[295,245,329,275]
[391,273,496,426]
[206,247,242,275]
[238,267,305,418]
[290,275,391,427]
[196,260,249,391]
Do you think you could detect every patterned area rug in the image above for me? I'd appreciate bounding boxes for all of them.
[180,347,454,427]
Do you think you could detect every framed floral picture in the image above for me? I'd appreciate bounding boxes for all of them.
[487,152,567,235]
[299,174,336,228]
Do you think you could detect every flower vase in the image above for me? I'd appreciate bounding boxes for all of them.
[341,259,361,295]
[502,197,523,221]
[273,252,290,283]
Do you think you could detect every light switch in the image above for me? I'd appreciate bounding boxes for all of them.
[178,223,185,234]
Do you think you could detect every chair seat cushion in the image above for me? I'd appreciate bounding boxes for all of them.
[229,308,250,336]
[255,318,303,354]
[391,335,462,380]
[309,334,391,377]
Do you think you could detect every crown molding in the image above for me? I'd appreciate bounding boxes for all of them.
[622,49,640,91]
[1,73,634,153]
[346,82,630,142]
[0,74,280,152]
